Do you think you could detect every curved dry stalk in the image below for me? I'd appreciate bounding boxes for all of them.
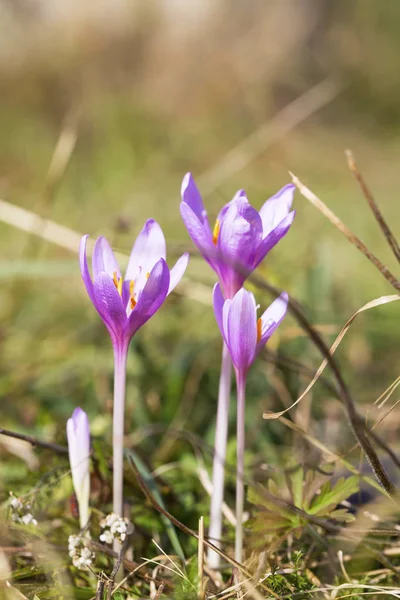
[250,272,398,498]
[0,427,68,455]
[346,149,400,264]
[290,172,400,292]
[263,294,399,421]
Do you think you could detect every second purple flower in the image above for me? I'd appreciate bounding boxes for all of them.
[181,173,295,298]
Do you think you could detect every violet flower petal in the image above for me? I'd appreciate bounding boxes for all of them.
[79,235,95,304]
[259,183,295,236]
[127,258,170,338]
[80,236,123,334]
[254,211,295,268]
[92,236,121,280]
[225,288,257,373]
[222,297,232,342]
[256,292,289,354]
[218,198,263,294]
[215,190,245,225]
[125,219,167,287]
[92,272,126,340]
[212,283,226,343]
[180,202,217,269]
[181,173,211,232]
[168,252,189,295]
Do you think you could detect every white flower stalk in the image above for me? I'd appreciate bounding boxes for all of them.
[67,408,91,530]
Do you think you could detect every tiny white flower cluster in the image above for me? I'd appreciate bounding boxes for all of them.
[9,495,38,527]
[99,512,129,544]
[68,534,94,570]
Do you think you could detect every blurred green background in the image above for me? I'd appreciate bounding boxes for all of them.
[0,0,399,500]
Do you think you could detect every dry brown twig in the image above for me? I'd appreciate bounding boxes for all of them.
[346,149,400,264]
[254,270,399,497]
[290,171,400,292]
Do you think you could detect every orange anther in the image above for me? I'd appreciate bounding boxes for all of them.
[257,318,262,343]
[112,271,123,296]
[212,219,220,245]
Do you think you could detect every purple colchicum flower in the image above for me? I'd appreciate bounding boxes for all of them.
[79,220,189,523]
[213,284,289,377]
[213,284,288,563]
[182,174,295,568]
[67,408,91,530]
[181,173,295,299]
[80,220,189,356]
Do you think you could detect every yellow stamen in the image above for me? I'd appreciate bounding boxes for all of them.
[113,271,123,296]
[130,280,135,295]
[212,219,220,245]
[146,272,150,280]
[257,317,262,343]
[130,297,137,309]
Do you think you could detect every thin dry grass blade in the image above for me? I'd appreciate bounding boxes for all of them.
[263,294,400,420]
[374,376,400,409]
[346,149,400,263]
[290,172,400,292]
[198,77,342,196]
[0,198,127,264]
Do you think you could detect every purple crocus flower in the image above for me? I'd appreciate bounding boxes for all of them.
[79,220,189,522]
[181,173,295,299]
[213,284,289,377]
[67,408,91,530]
[213,283,288,562]
[80,219,189,355]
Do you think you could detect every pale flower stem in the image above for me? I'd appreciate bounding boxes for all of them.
[235,371,246,564]
[207,342,232,569]
[113,344,128,521]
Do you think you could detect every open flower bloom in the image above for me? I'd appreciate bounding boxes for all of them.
[67,408,91,530]
[181,174,295,298]
[213,284,289,375]
[80,220,189,352]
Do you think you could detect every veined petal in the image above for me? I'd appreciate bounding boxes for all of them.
[126,219,166,283]
[256,292,288,354]
[259,184,295,236]
[168,252,189,295]
[233,189,246,201]
[181,173,211,232]
[215,190,245,228]
[254,211,295,268]
[180,202,217,268]
[225,288,257,373]
[67,408,90,529]
[212,283,226,343]
[92,236,121,280]
[222,297,232,343]
[79,235,95,304]
[80,237,121,338]
[218,198,263,293]
[92,272,127,340]
[127,258,170,338]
